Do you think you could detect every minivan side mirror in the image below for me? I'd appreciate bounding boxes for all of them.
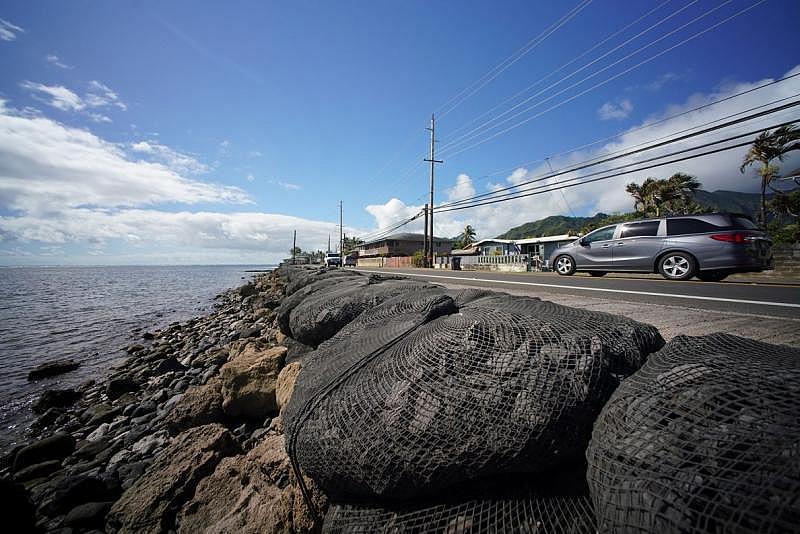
[578,238,588,246]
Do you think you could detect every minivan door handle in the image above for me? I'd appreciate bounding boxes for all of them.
[601,244,611,248]
[615,242,624,246]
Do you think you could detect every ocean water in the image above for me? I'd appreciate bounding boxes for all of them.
[0,265,272,452]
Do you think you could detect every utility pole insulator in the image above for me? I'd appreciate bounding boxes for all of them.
[424,113,443,268]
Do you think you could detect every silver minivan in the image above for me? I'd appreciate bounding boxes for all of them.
[549,213,772,281]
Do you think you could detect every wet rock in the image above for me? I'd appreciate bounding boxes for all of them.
[276,361,301,410]
[33,388,82,414]
[27,359,81,381]
[13,432,76,471]
[220,344,286,419]
[0,478,37,533]
[151,357,185,376]
[107,424,239,534]
[42,475,115,517]
[32,407,64,429]
[239,283,258,298]
[125,344,144,354]
[238,325,261,339]
[82,404,120,427]
[13,459,62,481]
[164,378,224,435]
[107,377,139,400]
[63,501,113,529]
[142,332,155,340]
[130,400,156,418]
[130,430,169,456]
[74,438,112,460]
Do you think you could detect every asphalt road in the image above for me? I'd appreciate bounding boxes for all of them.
[355,267,800,319]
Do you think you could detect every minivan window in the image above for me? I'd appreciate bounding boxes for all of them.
[620,221,659,238]
[667,218,723,235]
[584,225,616,243]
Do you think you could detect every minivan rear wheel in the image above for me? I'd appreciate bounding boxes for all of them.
[658,252,696,280]
[554,255,576,276]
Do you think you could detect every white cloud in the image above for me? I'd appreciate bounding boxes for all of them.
[21,80,127,119]
[367,65,800,240]
[21,81,84,111]
[246,173,255,182]
[645,72,684,91]
[45,54,73,69]
[130,140,209,175]
[0,18,24,41]
[276,180,300,191]
[598,99,633,120]
[248,150,262,158]
[86,80,127,110]
[0,100,351,264]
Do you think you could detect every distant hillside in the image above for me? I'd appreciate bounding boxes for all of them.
[692,189,762,215]
[496,190,764,239]
[497,213,608,239]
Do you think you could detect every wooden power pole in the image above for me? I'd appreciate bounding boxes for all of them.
[424,114,442,268]
[423,203,429,265]
[292,230,296,265]
[339,201,343,267]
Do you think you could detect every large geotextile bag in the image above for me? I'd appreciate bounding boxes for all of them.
[586,333,800,533]
[284,267,363,296]
[276,274,366,336]
[288,277,437,347]
[286,292,663,501]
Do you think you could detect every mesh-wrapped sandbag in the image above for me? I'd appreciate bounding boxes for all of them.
[284,268,363,296]
[324,495,595,533]
[463,295,663,376]
[288,278,437,347]
[277,275,368,336]
[287,292,663,501]
[323,467,597,534]
[586,333,800,533]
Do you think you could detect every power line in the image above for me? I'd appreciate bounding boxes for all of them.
[438,119,798,213]
[438,0,766,159]
[441,94,800,205]
[457,71,800,186]
[439,0,698,151]
[437,0,593,119]
[442,0,674,143]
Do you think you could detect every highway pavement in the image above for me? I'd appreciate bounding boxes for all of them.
[356,267,800,317]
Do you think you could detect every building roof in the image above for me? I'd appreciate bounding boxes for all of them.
[360,232,453,247]
[472,238,516,246]
[514,234,576,245]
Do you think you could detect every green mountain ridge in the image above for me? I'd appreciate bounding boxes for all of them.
[495,189,763,239]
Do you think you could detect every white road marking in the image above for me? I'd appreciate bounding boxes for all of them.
[357,269,800,309]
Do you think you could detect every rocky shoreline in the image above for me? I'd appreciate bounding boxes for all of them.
[2,270,324,533]
[3,265,798,533]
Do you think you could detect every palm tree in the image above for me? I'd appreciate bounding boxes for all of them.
[663,173,701,214]
[741,125,800,226]
[461,225,477,248]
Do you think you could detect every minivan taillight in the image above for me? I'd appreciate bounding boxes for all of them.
[710,232,753,243]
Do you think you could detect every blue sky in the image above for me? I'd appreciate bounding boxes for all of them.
[1,0,799,264]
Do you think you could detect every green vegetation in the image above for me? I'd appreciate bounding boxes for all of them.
[452,225,477,249]
[740,124,800,226]
[624,173,705,217]
[411,249,426,267]
[497,214,607,239]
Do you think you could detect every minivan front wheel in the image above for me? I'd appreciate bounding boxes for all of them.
[554,255,576,276]
[658,252,696,281]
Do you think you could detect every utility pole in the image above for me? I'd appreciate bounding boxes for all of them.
[327,235,331,254]
[292,230,296,265]
[339,200,343,267]
[424,113,443,268]
[423,203,429,266]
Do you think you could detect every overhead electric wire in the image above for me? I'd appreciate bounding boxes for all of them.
[457,71,800,185]
[442,0,675,143]
[360,211,425,243]
[437,119,798,213]
[441,92,800,203]
[440,0,698,151]
[437,0,593,119]
[438,0,767,159]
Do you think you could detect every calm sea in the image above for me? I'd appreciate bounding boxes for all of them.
[0,265,273,452]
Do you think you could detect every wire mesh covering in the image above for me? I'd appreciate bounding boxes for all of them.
[285,291,663,501]
[288,277,438,347]
[586,333,800,533]
[282,266,362,296]
[324,494,595,533]
[277,274,367,336]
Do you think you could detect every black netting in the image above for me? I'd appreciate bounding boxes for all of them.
[285,291,663,502]
[288,278,437,347]
[586,333,800,533]
[322,467,597,533]
[277,275,368,336]
[284,267,363,296]
[324,495,595,534]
